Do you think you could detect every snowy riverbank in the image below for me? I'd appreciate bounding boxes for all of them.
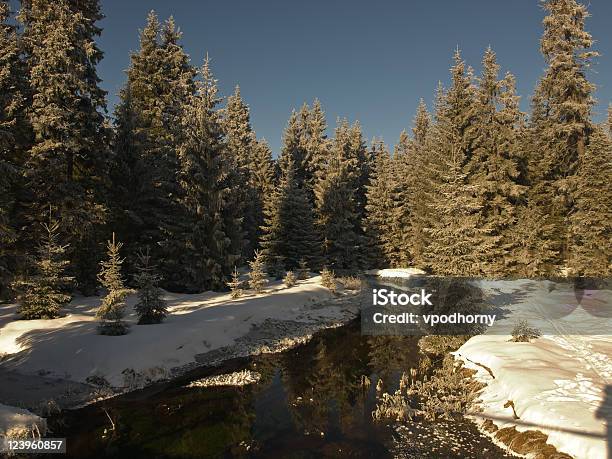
[453,280,612,459]
[0,275,363,437]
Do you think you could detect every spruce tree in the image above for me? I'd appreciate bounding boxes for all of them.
[223,86,262,258]
[0,0,29,296]
[525,0,597,273]
[363,140,398,267]
[13,216,73,319]
[19,0,109,294]
[400,100,431,268]
[424,51,494,275]
[314,124,361,272]
[96,234,131,335]
[467,48,526,275]
[567,126,612,276]
[302,99,329,198]
[260,156,321,270]
[248,250,266,293]
[177,57,242,291]
[133,249,167,324]
[278,110,308,188]
[110,12,195,287]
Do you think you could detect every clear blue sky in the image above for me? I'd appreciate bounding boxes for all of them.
[94,0,612,155]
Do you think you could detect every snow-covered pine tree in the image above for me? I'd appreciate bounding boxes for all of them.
[424,51,495,276]
[223,86,262,259]
[525,0,598,274]
[302,99,329,200]
[0,0,29,296]
[363,139,398,268]
[133,249,167,324]
[177,56,242,291]
[278,110,308,189]
[400,100,431,268]
[110,12,195,288]
[19,0,109,294]
[227,267,243,298]
[260,155,321,270]
[96,233,132,335]
[248,250,266,293]
[13,216,73,319]
[314,122,361,272]
[466,48,526,276]
[567,125,612,276]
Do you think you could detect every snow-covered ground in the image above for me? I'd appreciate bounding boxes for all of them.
[454,279,612,459]
[366,267,427,278]
[0,403,46,439]
[0,275,362,436]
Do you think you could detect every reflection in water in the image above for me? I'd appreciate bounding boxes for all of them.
[50,320,514,458]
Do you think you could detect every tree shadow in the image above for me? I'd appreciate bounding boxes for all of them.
[595,385,612,459]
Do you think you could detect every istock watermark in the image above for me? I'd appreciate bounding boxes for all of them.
[361,277,612,336]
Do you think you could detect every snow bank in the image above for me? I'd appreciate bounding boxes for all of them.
[185,370,261,388]
[0,403,46,438]
[0,276,343,388]
[366,268,427,278]
[455,335,611,459]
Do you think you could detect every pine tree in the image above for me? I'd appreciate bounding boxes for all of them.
[260,156,321,270]
[0,0,29,296]
[567,126,612,276]
[223,86,262,258]
[467,48,526,275]
[278,110,308,188]
[96,234,131,335]
[400,100,431,268]
[314,123,361,272]
[424,51,494,275]
[363,140,398,267]
[525,0,598,273]
[248,250,266,293]
[227,267,243,298]
[19,0,109,294]
[133,249,167,324]
[13,216,73,319]
[110,12,195,286]
[177,56,242,291]
[302,99,329,198]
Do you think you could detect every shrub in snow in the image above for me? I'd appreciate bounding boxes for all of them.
[96,234,133,335]
[339,276,363,291]
[320,267,336,291]
[374,355,484,423]
[284,270,297,288]
[248,250,267,293]
[297,258,309,280]
[133,249,167,324]
[13,217,73,319]
[227,267,243,298]
[511,320,542,342]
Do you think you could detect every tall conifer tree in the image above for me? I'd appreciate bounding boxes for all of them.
[177,57,242,291]
[19,0,108,294]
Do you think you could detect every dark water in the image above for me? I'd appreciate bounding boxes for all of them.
[47,320,516,458]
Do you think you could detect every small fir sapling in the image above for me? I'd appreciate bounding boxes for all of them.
[227,267,243,298]
[13,217,73,319]
[248,250,267,293]
[96,234,133,335]
[133,249,167,324]
[320,267,336,291]
[511,320,542,342]
[283,270,297,288]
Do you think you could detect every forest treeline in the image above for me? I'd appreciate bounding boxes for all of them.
[0,0,610,305]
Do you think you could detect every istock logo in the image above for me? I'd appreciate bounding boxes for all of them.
[372,288,433,306]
